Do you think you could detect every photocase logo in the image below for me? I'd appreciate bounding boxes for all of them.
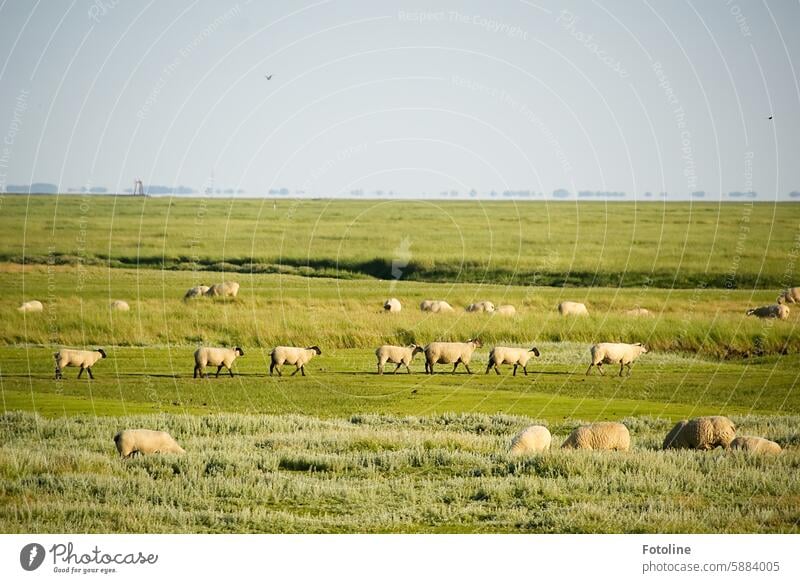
[20,543,46,571]
[390,236,413,291]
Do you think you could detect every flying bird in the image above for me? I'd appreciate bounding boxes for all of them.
[265,74,273,80]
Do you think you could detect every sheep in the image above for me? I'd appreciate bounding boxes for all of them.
[509,425,551,454]
[184,285,210,300]
[419,300,454,313]
[586,342,648,377]
[561,422,630,451]
[114,429,185,458]
[777,287,800,304]
[424,339,482,374]
[558,301,588,316]
[18,300,43,313]
[54,348,107,379]
[466,301,495,313]
[383,298,401,313]
[486,346,540,376]
[626,307,652,317]
[662,416,736,450]
[204,281,240,298]
[729,436,782,455]
[375,344,424,374]
[109,300,130,311]
[494,304,516,316]
[270,346,322,376]
[746,304,789,320]
[193,346,244,378]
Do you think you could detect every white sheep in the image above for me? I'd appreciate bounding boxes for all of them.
[383,298,402,313]
[509,425,551,454]
[424,339,482,374]
[419,300,454,313]
[193,346,244,378]
[561,422,630,451]
[586,342,648,377]
[662,416,736,450]
[494,304,516,316]
[184,285,210,300]
[486,346,540,376]
[114,429,185,458]
[558,301,588,316]
[746,304,789,320]
[109,300,130,311]
[375,344,424,374]
[466,301,495,313]
[626,307,652,317]
[54,348,107,379]
[270,346,322,376]
[18,300,43,313]
[204,281,240,298]
[729,436,781,455]
[777,287,800,304]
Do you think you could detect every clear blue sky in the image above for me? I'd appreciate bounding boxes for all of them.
[0,0,798,199]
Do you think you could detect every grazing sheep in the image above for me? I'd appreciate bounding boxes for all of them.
[746,304,789,320]
[466,301,495,313]
[114,429,185,458]
[270,346,322,376]
[204,281,240,298]
[777,287,800,304]
[662,416,736,450]
[561,422,630,451]
[184,285,210,300]
[109,300,130,311]
[54,348,107,380]
[18,300,43,313]
[729,436,782,455]
[494,304,516,316]
[383,298,401,313]
[419,300,454,313]
[509,425,551,454]
[193,346,244,378]
[424,339,482,374]
[558,301,588,316]
[486,346,540,376]
[375,344,424,374]
[586,342,648,377]
[626,307,652,317]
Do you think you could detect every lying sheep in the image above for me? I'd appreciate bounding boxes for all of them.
[193,346,244,378]
[375,344,423,374]
[114,429,185,458]
[746,304,789,320]
[586,342,648,377]
[420,300,454,313]
[494,304,516,316]
[509,425,551,454]
[184,285,210,300]
[729,436,782,455]
[626,307,652,317]
[424,339,482,374]
[466,301,495,313]
[558,301,588,316]
[383,298,401,313]
[18,300,43,313]
[486,346,540,376]
[662,416,736,450]
[270,346,322,376]
[777,287,800,304]
[561,422,630,451]
[204,281,240,298]
[109,300,130,311]
[54,348,107,380]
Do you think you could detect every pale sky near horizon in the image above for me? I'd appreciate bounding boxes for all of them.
[0,0,798,199]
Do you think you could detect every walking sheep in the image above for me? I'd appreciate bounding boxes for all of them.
[184,285,210,300]
[558,301,588,316]
[383,298,401,313]
[109,300,130,311]
[193,346,244,378]
[561,422,630,451]
[424,339,482,374]
[18,300,43,313]
[114,429,185,458]
[494,304,516,316]
[746,304,789,320]
[466,301,495,313]
[777,287,800,304]
[486,346,540,376]
[729,436,782,455]
[270,346,322,376]
[420,300,454,313]
[54,348,107,380]
[375,344,424,374]
[204,281,240,298]
[509,425,551,454]
[662,416,736,450]
[586,342,648,377]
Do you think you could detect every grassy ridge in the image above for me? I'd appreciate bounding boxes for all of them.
[3,196,799,287]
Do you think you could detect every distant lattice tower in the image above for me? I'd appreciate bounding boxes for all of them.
[133,179,144,196]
